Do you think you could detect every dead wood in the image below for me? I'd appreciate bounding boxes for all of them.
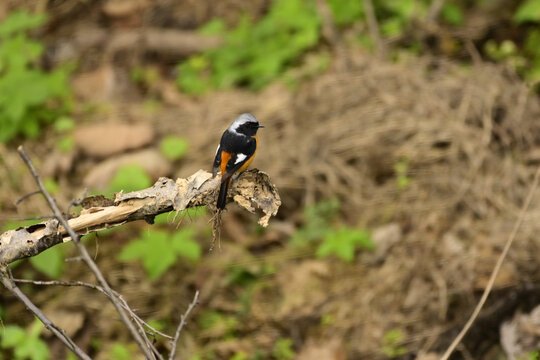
[0,169,280,267]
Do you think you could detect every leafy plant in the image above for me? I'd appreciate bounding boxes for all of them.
[43,178,59,195]
[441,3,464,26]
[230,352,248,360]
[107,343,137,360]
[130,65,159,88]
[326,0,364,27]
[316,227,374,262]
[177,0,321,94]
[272,338,295,360]
[291,199,373,262]
[29,245,65,279]
[0,11,72,143]
[381,329,407,358]
[0,319,50,360]
[160,135,189,160]
[53,116,75,153]
[290,198,340,247]
[198,310,239,338]
[377,0,428,37]
[118,228,201,280]
[514,0,540,23]
[108,164,152,194]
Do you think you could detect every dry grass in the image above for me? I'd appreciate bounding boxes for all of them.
[151,50,540,357]
[1,43,540,358]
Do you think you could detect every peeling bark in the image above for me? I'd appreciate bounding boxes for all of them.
[0,169,280,267]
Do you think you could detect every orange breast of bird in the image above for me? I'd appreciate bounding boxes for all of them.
[238,135,257,172]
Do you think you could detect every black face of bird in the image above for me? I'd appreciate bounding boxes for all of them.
[236,121,264,136]
[230,113,264,137]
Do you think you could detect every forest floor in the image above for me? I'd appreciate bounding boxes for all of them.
[1,1,540,359]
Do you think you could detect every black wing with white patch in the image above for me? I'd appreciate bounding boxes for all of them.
[220,131,257,180]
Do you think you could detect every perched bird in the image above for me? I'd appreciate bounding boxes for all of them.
[212,113,264,209]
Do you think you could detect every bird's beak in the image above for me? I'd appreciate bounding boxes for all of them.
[258,125,265,128]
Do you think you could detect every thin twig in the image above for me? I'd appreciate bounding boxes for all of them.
[0,270,91,360]
[169,290,200,360]
[441,166,540,360]
[67,188,88,217]
[426,0,446,24]
[15,190,42,205]
[12,278,173,340]
[17,146,157,360]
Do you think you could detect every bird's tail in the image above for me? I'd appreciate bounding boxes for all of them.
[217,178,231,210]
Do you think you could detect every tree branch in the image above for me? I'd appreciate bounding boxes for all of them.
[0,166,281,267]
[12,278,173,340]
[169,290,200,360]
[15,146,158,360]
[0,147,280,359]
[0,269,91,360]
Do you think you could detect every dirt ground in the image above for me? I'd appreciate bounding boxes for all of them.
[1,1,540,359]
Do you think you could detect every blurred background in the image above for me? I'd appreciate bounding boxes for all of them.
[1,0,540,359]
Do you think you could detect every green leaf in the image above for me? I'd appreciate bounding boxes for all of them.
[317,228,373,262]
[0,11,72,143]
[0,11,46,38]
[1,320,50,360]
[108,343,132,360]
[198,19,226,35]
[1,326,26,348]
[15,337,50,360]
[119,230,177,280]
[57,135,74,153]
[160,136,189,160]
[381,17,404,37]
[327,0,364,26]
[43,178,59,195]
[381,329,407,358]
[442,3,463,26]
[171,229,201,261]
[54,116,74,132]
[514,0,540,23]
[230,353,248,360]
[272,338,295,360]
[291,198,340,247]
[177,0,320,93]
[30,246,64,278]
[109,164,152,194]
[28,319,44,338]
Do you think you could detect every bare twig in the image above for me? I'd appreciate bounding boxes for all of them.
[12,278,173,340]
[169,290,200,360]
[316,0,338,45]
[0,148,279,359]
[15,190,42,205]
[426,0,446,24]
[362,0,385,57]
[67,188,88,217]
[441,166,540,360]
[16,146,157,360]
[0,270,91,360]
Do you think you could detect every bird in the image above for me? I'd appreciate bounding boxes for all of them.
[212,113,264,210]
